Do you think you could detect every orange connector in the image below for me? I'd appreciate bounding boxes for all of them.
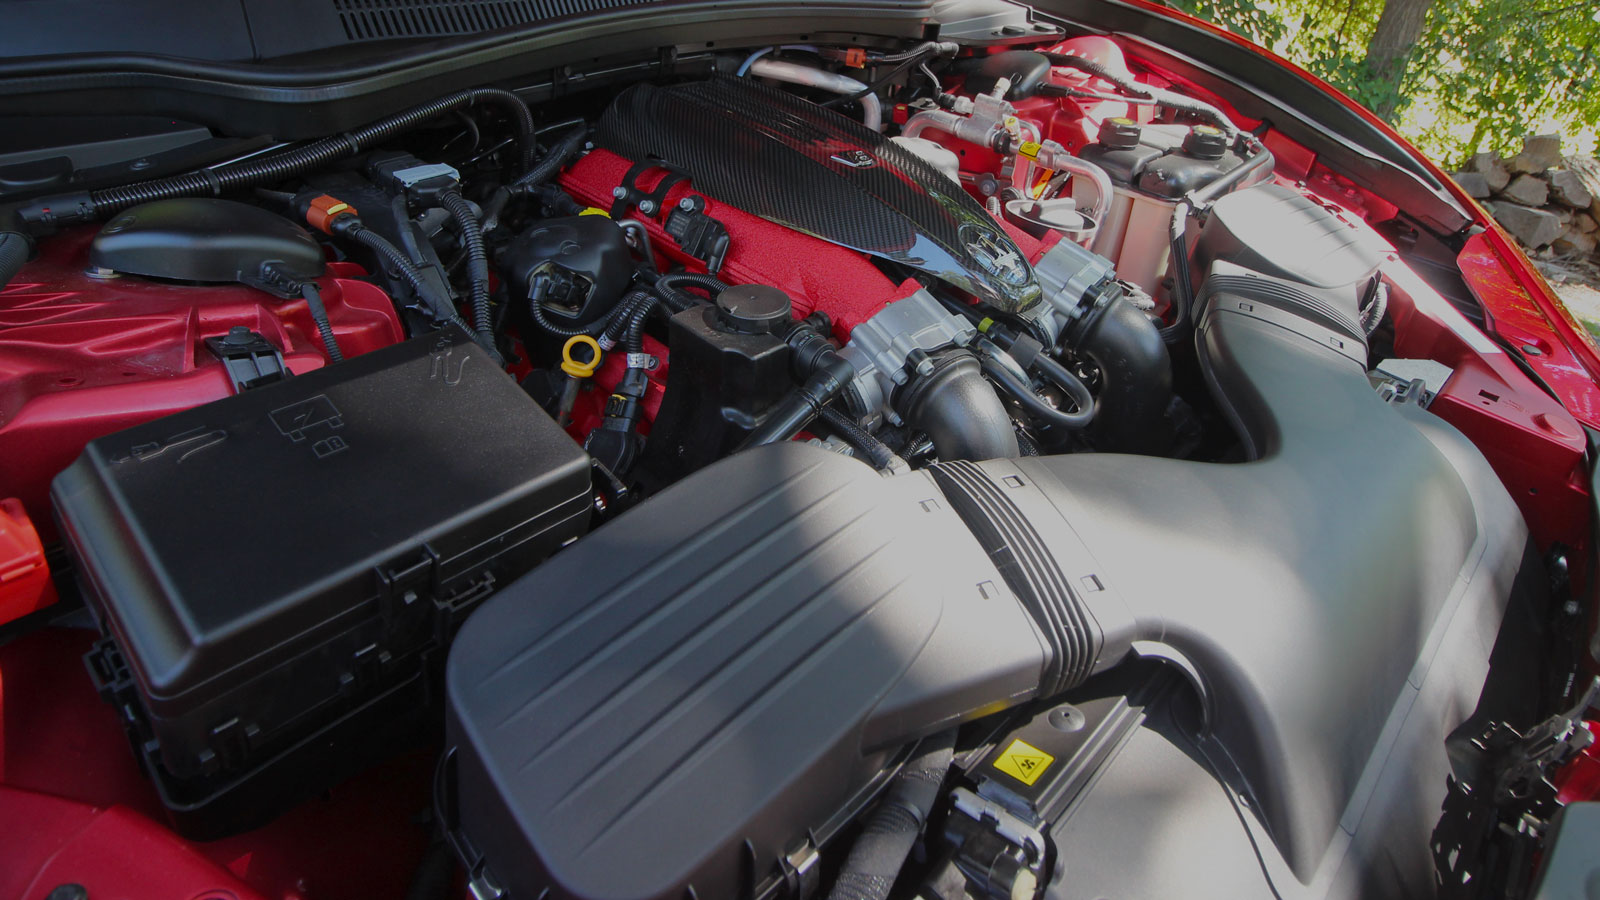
[305,194,357,235]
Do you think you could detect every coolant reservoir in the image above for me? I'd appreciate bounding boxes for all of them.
[1075,182,1177,298]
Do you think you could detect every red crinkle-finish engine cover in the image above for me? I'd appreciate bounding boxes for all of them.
[560,149,920,342]
[555,149,1050,439]
[0,226,405,538]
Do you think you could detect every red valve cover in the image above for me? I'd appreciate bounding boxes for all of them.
[0,227,405,539]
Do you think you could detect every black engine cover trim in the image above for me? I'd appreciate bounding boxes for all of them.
[595,78,1042,313]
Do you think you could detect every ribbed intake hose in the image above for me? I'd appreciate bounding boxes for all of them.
[439,191,492,338]
[72,89,534,221]
[513,125,589,192]
[826,732,956,900]
[0,231,30,291]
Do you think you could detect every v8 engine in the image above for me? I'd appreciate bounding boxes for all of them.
[1,25,1593,900]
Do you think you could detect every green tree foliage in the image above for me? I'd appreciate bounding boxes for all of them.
[1168,0,1600,165]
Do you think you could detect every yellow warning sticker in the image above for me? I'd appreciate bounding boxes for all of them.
[992,738,1054,786]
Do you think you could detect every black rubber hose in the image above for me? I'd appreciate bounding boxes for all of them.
[83,88,534,218]
[0,231,31,291]
[739,347,856,448]
[1040,52,1236,136]
[654,272,729,312]
[820,58,926,110]
[981,355,1094,430]
[1185,143,1274,209]
[818,405,897,470]
[1064,296,1173,454]
[439,191,492,337]
[513,125,589,191]
[1158,202,1196,346]
[825,732,956,900]
[1031,354,1097,415]
[898,351,1023,460]
[300,282,345,363]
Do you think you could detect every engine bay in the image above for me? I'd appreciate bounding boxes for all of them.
[2,21,1598,900]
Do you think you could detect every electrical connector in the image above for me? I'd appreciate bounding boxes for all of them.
[366,152,462,210]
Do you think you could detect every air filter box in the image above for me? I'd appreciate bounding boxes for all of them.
[53,327,591,837]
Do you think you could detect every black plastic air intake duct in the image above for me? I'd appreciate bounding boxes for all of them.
[443,196,1525,900]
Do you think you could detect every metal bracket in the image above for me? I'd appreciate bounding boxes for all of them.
[610,158,690,219]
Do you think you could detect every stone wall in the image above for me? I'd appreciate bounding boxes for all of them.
[1453,133,1600,259]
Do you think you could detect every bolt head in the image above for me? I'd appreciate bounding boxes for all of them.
[679,197,696,211]
[638,199,657,215]
[611,186,628,199]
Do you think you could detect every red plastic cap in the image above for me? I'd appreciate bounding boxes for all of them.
[0,498,54,626]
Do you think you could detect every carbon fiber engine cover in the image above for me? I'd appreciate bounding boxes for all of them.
[596,78,1042,313]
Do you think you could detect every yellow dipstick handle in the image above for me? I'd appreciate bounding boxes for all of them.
[561,335,603,378]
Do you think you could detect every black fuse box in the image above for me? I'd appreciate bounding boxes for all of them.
[53,326,592,838]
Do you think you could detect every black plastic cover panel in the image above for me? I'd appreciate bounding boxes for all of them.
[947,299,1524,886]
[1194,183,1387,293]
[597,78,1043,312]
[447,444,1047,900]
[91,198,327,284]
[54,327,592,716]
